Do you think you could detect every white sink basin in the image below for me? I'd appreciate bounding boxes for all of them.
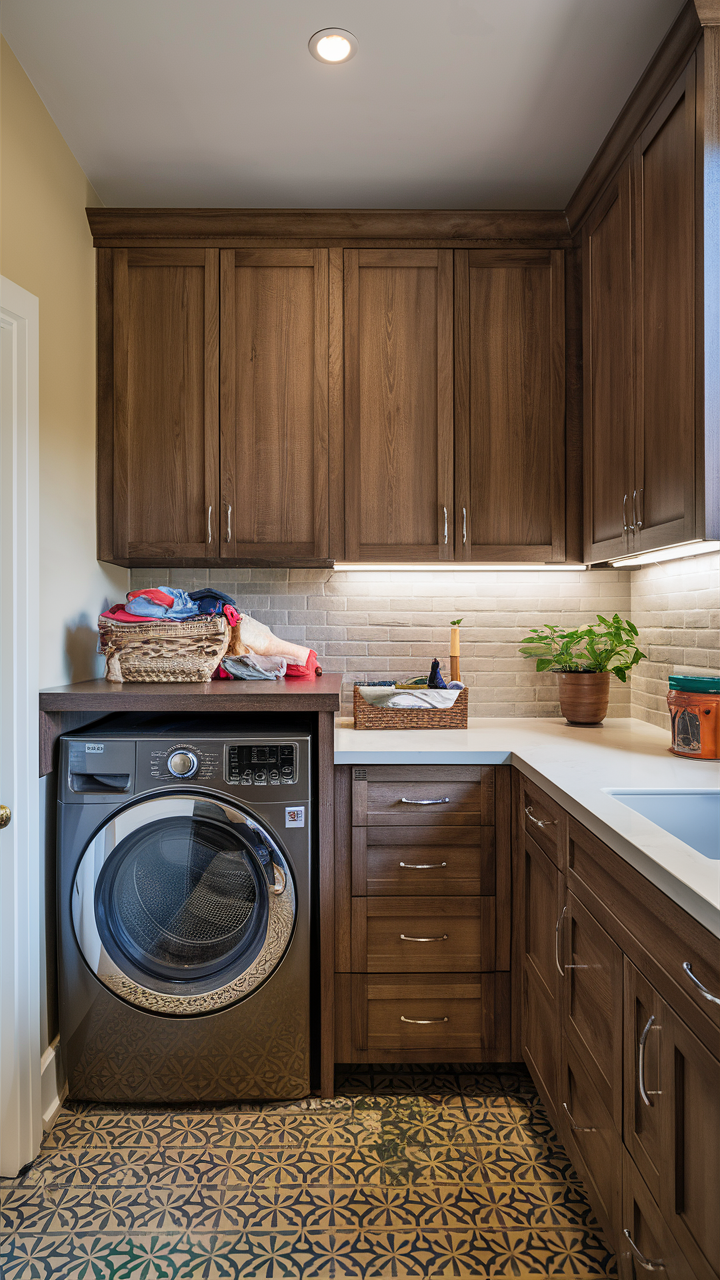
[606,790,720,861]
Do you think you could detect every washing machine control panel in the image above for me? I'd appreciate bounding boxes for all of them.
[226,744,296,786]
[148,744,222,783]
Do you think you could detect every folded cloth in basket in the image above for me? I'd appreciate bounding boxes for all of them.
[356,685,464,710]
[222,654,288,680]
[125,588,199,619]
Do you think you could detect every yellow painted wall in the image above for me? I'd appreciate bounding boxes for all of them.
[1,37,127,687]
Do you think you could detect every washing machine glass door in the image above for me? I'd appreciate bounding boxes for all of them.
[72,795,296,1016]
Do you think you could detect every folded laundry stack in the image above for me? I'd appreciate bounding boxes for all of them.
[98,589,322,684]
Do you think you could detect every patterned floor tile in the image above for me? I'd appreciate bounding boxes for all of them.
[1,1063,617,1278]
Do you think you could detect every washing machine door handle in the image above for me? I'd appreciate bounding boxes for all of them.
[236,822,288,895]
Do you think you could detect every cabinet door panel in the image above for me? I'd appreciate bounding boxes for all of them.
[620,1148,694,1280]
[517,834,564,1115]
[563,892,623,1128]
[220,248,329,562]
[110,248,219,562]
[560,1034,621,1242]
[583,164,635,562]
[344,249,453,562]
[455,249,565,561]
[623,958,664,1205]
[633,58,697,550]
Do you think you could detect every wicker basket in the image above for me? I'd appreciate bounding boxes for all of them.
[353,683,469,730]
[98,615,230,683]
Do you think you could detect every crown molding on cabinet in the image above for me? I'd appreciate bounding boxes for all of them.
[566,0,703,235]
[85,207,571,249]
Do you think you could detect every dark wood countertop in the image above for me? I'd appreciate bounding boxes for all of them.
[39,674,342,713]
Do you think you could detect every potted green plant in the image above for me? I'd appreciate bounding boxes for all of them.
[519,614,645,725]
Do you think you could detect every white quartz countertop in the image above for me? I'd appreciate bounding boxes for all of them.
[335,717,720,937]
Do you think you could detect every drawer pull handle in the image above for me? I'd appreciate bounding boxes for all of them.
[555,905,567,976]
[401,797,450,805]
[682,961,720,1006]
[638,1014,662,1106]
[400,1015,449,1025]
[525,804,558,830]
[399,862,447,869]
[562,1102,597,1133]
[400,933,448,943]
[623,1230,665,1271]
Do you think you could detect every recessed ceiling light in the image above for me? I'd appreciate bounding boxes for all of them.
[308,28,358,63]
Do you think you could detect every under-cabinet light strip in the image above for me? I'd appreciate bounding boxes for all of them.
[610,540,720,568]
[332,563,588,572]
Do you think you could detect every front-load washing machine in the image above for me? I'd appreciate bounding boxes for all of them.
[57,715,312,1102]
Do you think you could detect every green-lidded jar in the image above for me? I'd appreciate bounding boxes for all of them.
[668,674,720,694]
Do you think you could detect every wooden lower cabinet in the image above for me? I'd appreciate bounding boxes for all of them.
[559,1033,621,1241]
[620,1149,695,1280]
[516,832,564,1116]
[335,972,511,1063]
[563,890,623,1129]
[351,896,496,973]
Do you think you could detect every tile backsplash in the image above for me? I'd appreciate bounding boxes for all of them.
[130,566,634,718]
[629,551,720,730]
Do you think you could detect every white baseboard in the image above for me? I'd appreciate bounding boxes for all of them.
[40,1038,67,1131]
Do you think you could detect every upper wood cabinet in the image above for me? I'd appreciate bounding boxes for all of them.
[455,249,566,561]
[219,249,329,563]
[583,165,635,563]
[97,247,219,565]
[343,249,454,563]
[583,40,719,562]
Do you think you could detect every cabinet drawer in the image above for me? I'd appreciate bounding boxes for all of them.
[560,1033,621,1243]
[335,973,512,1061]
[352,767,494,826]
[519,775,567,867]
[621,1149,694,1280]
[352,826,495,896]
[352,897,495,972]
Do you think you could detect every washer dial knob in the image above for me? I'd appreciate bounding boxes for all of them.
[168,750,198,778]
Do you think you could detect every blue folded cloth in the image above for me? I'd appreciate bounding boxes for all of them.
[125,588,199,619]
[188,588,237,616]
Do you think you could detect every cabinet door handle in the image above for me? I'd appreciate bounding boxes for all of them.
[638,1014,660,1106]
[226,504,232,544]
[443,506,448,545]
[623,492,630,533]
[400,933,448,943]
[635,487,644,531]
[623,1230,665,1271]
[399,862,447,869]
[525,805,558,830]
[401,797,450,805]
[401,1015,448,1024]
[555,904,567,976]
[562,1102,597,1132]
[462,507,467,545]
[683,961,720,1006]
[207,505,213,545]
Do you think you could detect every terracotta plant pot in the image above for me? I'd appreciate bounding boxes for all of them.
[557,671,611,726]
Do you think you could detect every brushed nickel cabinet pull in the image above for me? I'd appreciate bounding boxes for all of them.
[207,505,213,544]
[638,1014,660,1106]
[623,1230,665,1271]
[525,805,558,830]
[555,905,567,976]
[635,487,644,530]
[443,506,448,544]
[400,933,448,943]
[683,961,720,1006]
[623,492,630,533]
[399,862,447,869]
[462,507,467,544]
[562,1102,597,1132]
[226,504,232,544]
[401,797,450,805]
[401,1015,448,1024]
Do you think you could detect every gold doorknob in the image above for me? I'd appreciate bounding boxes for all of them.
[0,805,11,830]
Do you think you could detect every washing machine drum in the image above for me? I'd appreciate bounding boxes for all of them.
[71,795,296,1016]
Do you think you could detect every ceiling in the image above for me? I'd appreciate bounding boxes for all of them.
[2,0,686,209]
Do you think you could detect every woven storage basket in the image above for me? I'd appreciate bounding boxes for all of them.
[98,615,230,683]
[353,683,469,730]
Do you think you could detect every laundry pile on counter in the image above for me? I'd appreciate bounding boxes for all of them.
[99,588,321,680]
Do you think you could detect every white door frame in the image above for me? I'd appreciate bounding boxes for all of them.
[0,276,41,1175]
